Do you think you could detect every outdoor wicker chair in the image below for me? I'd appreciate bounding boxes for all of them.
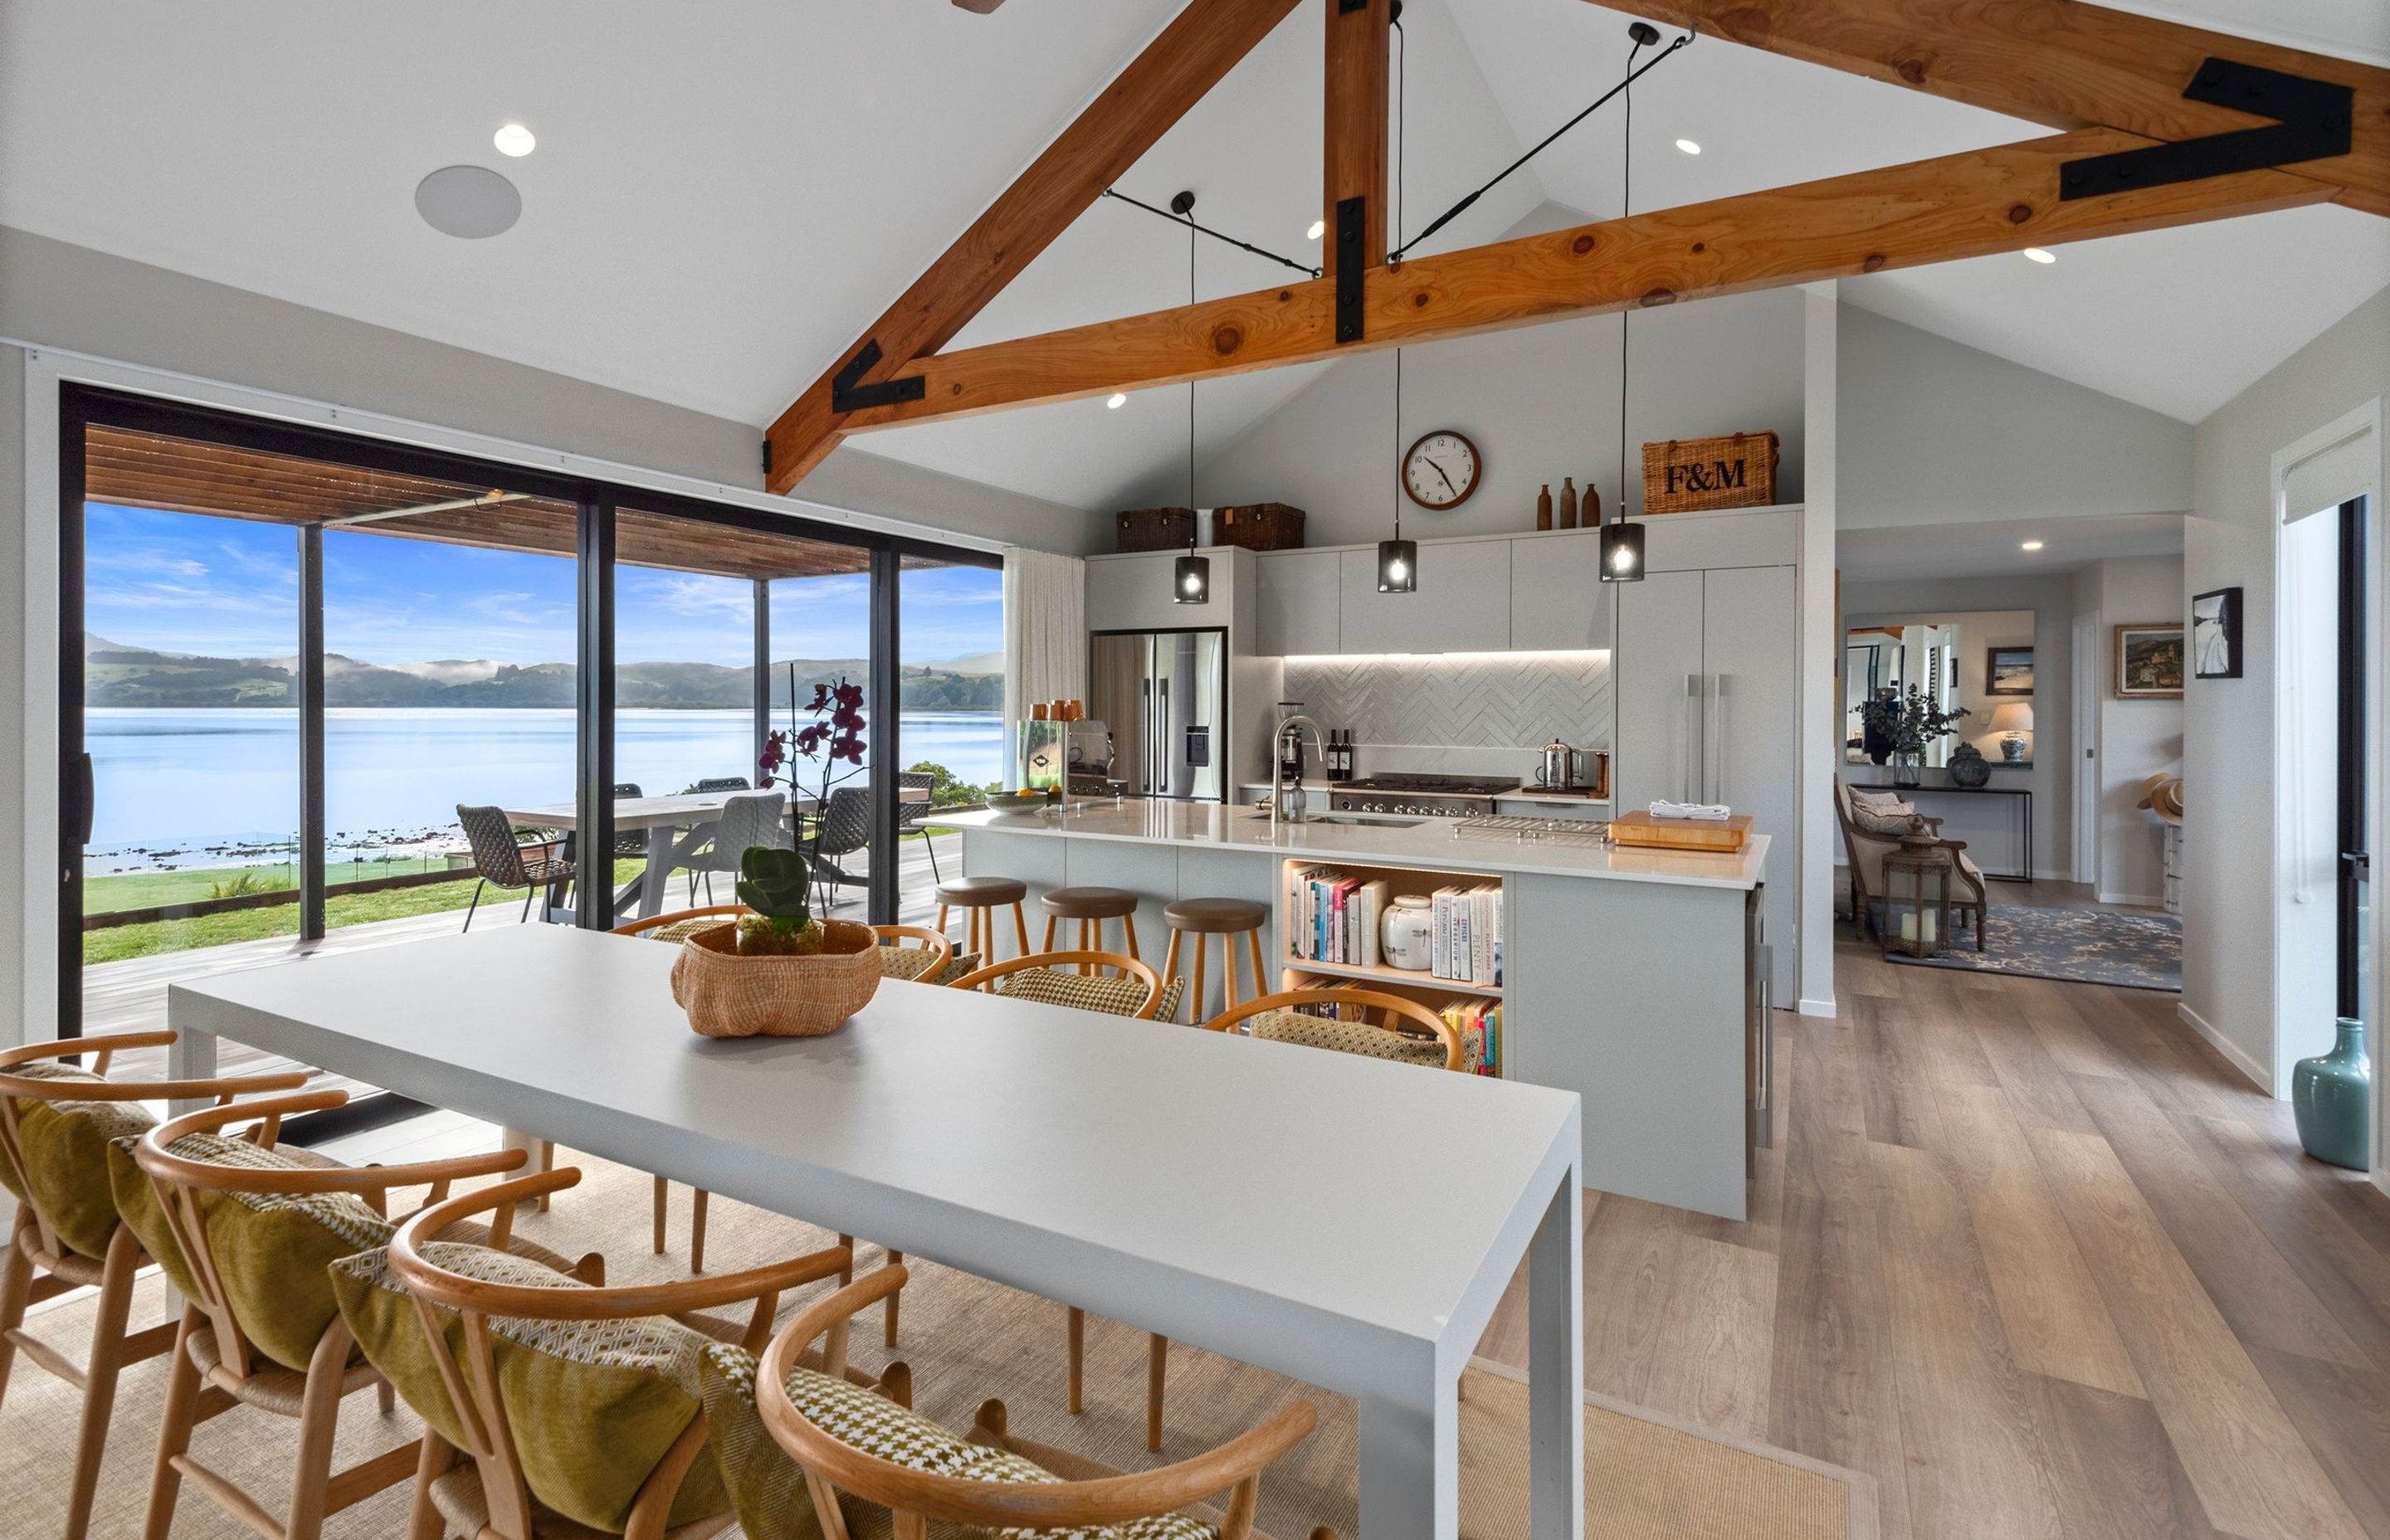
[455,804,573,931]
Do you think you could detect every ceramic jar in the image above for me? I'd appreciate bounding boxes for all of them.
[1381,894,1434,971]
[2293,1016,2372,1170]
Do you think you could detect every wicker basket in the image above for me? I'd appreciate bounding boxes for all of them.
[1212,503,1306,551]
[1115,507,1199,553]
[1641,431,1779,514]
[670,919,880,1038]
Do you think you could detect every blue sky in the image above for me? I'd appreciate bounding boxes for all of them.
[85,504,1002,667]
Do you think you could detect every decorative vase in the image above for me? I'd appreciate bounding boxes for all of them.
[1949,743,1992,789]
[1536,484,1553,531]
[1557,477,1578,529]
[1890,750,1924,788]
[1381,895,1435,972]
[671,919,881,1038]
[1582,482,1601,527]
[2001,735,2028,763]
[2293,1016,2372,1170]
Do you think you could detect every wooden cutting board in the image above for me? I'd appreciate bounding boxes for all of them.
[1608,811,1753,853]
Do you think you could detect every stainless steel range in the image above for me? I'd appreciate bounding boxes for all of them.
[1331,773,1520,816]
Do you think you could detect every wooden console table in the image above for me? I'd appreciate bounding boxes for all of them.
[1849,782,2033,884]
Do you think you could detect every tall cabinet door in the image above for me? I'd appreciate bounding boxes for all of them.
[1702,564,1798,1002]
[1612,569,1708,814]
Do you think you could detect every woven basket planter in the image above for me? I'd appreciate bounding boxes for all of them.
[670,919,880,1039]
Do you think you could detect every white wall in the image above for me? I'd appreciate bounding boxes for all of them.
[1839,576,2076,879]
[1838,305,2193,530]
[0,342,22,1065]
[2186,284,2390,1094]
[1187,285,1807,547]
[2088,555,2186,905]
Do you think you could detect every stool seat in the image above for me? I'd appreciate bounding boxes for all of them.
[939,875,1029,906]
[1041,886,1139,920]
[1163,896,1268,933]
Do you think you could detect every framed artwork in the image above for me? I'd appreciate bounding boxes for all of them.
[1984,646,2036,696]
[2114,623,2186,699]
[2192,587,2242,679]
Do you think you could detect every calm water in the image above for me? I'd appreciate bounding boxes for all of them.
[85,707,1004,872]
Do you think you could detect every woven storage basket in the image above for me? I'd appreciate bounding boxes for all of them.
[670,919,880,1038]
[1212,503,1306,551]
[1641,431,1779,514]
[1114,506,1198,553]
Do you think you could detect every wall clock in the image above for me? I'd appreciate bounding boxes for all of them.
[1402,431,1482,511]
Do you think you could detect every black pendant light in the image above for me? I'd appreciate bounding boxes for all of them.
[1173,192,1212,605]
[1378,11,1417,596]
[1600,22,1659,585]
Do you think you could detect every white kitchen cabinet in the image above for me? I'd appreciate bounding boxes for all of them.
[1085,548,1254,638]
[1643,508,1798,572]
[1509,530,1614,651]
[1615,563,1797,1002]
[1255,550,1342,656]
[1336,537,1510,654]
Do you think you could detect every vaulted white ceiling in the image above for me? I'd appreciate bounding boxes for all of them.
[2,0,2385,514]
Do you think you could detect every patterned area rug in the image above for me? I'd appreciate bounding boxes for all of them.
[1888,904,2182,992]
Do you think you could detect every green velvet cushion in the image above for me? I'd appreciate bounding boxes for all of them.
[697,1345,1214,1540]
[3,1062,156,1259]
[104,1129,390,1370]
[332,1241,727,1535]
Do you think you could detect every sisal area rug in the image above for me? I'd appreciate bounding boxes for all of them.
[1888,904,2182,992]
[0,1155,1869,1538]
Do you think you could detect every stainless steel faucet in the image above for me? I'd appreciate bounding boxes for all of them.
[1271,714,1326,826]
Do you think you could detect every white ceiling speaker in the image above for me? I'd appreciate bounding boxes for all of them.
[415,165,522,239]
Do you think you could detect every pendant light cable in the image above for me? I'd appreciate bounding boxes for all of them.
[1393,9,1406,548]
[1618,29,1642,522]
[1188,216,1197,523]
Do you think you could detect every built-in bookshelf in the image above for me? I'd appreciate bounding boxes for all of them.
[1276,857,1510,1077]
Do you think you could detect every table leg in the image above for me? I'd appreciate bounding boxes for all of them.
[1358,1372,1459,1540]
[165,1027,218,1121]
[637,827,676,919]
[1528,1168,1585,1539]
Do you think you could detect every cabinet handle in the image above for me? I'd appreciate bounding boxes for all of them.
[1709,673,1728,806]
[1681,674,1701,803]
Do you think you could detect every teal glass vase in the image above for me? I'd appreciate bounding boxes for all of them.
[2293,1016,2372,1172]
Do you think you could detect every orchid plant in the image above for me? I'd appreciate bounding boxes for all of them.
[741,674,866,955]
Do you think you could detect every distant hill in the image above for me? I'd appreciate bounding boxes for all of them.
[82,636,998,711]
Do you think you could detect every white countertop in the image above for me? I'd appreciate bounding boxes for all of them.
[931,801,1768,889]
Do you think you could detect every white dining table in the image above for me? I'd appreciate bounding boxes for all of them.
[165,924,1584,1538]
[500,789,810,921]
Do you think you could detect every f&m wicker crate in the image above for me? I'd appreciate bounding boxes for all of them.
[1115,507,1199,553]
[1641,431,1780,514]
[1212,503,1306,551]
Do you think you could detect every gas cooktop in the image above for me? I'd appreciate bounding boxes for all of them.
[1340,773,1521,796]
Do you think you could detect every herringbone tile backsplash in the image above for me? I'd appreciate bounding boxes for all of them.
[1282,654,1612,750]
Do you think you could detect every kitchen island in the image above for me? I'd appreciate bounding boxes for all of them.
[929,800,1770,1219]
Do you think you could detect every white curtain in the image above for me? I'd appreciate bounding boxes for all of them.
[1002,548,1087,788]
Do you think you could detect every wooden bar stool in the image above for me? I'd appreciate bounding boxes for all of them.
[1039,887,1140,975]
[1161,897,1270,1025]
[935,876,1031,962]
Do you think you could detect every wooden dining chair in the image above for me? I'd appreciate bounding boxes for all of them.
[944,949,1189,1449]
[380,1167,859,1540]
[131,1089,551,1540]
[0,1033,314,1540]
[867,924,954,984]
[752,1267,1331,1540]
[1203,988,1468,1072]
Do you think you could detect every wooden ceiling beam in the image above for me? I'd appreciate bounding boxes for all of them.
[1577,0,2389,217]
[1324,0,1392,290]
[827,127,2329,431]
[763,0,1303,494]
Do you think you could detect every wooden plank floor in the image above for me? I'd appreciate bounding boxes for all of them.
[1474,885,2390,1540]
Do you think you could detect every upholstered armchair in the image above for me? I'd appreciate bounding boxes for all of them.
[1833,781,1989,950]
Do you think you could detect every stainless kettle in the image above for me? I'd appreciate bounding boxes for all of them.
[1536,739,1579,788]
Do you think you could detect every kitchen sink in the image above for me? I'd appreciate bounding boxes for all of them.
[1245,812,1427,828]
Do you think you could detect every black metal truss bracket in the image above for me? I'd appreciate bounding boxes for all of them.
[2061,57,2353,201]
[829,339,928,414]
[1334,196,1368,344]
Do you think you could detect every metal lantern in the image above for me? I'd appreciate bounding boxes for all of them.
[1880,847,1955,960]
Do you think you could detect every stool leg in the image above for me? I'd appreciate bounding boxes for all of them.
[885,1250,903,1348]
[1224,932,1241,1010]
[1147,1333,1168,1452]
[1247,928,1268,1001]
[1122,914,1140,962]
[1079,918,1095,974]
[1162,931,1184,1022]
[652,1176,668,1255]
[690,1190,709,1274]
[1066,1307,1085,1414]
[1193,933,1208,1025]
[1012,903,1030,960]
[1041,914,1057,953]
[936,903,950,943]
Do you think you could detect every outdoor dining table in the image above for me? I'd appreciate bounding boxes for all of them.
[498,788,813,922]
[165,923,1585,1538]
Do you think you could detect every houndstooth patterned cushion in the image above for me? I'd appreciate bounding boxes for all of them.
[1244,1010,1451,1067]
[699,1344,1215,1540]
[150,1131,390,1244]
[650,915,735,945]
[992,967,1183,1022]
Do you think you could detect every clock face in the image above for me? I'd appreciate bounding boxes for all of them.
[1403,431,1481,511]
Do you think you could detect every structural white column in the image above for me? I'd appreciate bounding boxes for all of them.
[1797,286,1841,1018]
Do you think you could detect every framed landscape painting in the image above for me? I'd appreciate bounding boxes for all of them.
[2115,623,2185,699]
[1984,646,2035,696]
[2192,587,2242,679]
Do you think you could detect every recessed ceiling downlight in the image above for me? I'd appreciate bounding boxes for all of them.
[2023,246,2056,264]
[1675,138,1701,154]
[1105,392,1128,409]
[493,123,537,157]
[1307,218,1325,241]
[416,165,522,238]
[2021,539,2045,551]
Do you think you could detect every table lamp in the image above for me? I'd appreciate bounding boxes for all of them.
[1989,701,2034,762]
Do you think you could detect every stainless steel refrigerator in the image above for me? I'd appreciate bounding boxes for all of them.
[1089,629,1227,802]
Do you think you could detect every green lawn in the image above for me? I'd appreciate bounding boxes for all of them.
[84,856,466,914]
[83,859,649,966]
